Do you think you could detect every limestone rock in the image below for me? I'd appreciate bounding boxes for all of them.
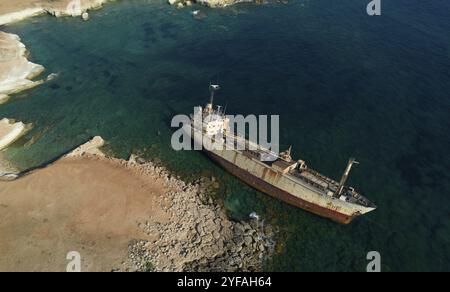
[64,136,105,158]
[0,1,114,26]
[82,12,89,21]
[0,118,29,151]
[196,0,251,8]
[0,32,45,100]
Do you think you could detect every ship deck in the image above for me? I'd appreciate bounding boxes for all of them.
[223,133,375,208]
[190,124,376,210]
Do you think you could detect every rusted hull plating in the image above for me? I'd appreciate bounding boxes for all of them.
[205,151,358,224]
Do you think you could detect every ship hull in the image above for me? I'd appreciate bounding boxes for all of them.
[205,150,358,224]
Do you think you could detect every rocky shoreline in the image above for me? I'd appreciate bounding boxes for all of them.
[0,0,258,104]
[0,0,262,27]
[0,1,113,175]
[1,136,277,271]
[0,31,46,102]
[121,159,277,271]
[0,0,279,105]
[0,118,32,176]
[169,0,255,9]
[0,1,116,104]
[0,0,113,26]
[70,138,276,272]
[0,118,31,151]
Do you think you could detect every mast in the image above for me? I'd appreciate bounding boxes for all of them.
[209,84,220,108]
[334,158,359,198]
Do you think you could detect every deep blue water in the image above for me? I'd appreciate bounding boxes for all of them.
[1,0,449,271]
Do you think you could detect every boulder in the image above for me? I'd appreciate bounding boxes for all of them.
[82,12,90,21]
[244,235,253,247]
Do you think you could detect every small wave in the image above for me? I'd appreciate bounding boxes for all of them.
[249,212,260,220]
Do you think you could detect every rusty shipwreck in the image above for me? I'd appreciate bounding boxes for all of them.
[182,85,376,224]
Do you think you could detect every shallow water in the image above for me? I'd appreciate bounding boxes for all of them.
[1,0,450,271]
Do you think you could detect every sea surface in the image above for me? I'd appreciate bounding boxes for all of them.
[1,0,449,271]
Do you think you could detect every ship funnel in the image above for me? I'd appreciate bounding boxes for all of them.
[334,158,359,198]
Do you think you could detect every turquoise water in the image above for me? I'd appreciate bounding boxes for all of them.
[1,0,449,271]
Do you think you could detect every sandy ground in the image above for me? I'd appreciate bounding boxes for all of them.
[0,156,170,272]
[0,1,43,16]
